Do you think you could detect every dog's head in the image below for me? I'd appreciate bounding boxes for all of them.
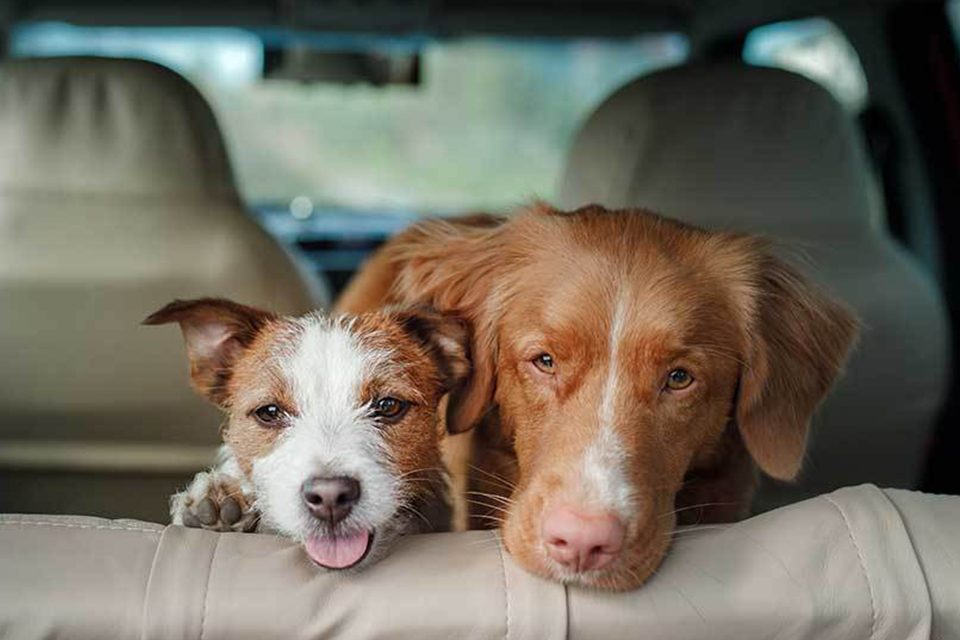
[389,203,858,590]
[146,299,468,570]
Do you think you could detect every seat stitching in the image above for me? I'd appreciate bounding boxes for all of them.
[199,534,221,640]
[872,489,935,639]
[494,530,511,640]
[139,526,169,640]
[824,495,877,640]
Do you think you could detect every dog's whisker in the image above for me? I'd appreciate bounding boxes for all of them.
[400,476,447,487]
[464,537,504,550]
[465,509,511,521]
[665,525,729,538]
[466,508,511,521]
[467,464,518,492]
[398,503,432,528]
[658,501,741,519]
[464,491,516,505]
[470,514,508,527]
[397,467,444,479]
[464,499,512,516]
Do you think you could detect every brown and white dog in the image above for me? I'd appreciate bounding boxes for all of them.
[145,298,469,570]
[336,203,858,590]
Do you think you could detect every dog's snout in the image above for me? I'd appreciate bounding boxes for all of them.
[542,507,625,573]
[301,476,361,523]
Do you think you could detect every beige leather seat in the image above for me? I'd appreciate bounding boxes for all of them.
[560,62,949,509]
[1,485,958,639]
[0,57,326,520]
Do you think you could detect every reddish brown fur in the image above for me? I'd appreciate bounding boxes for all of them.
[351,309,470,512]
[337,203,858,590]
[220,321,298,476]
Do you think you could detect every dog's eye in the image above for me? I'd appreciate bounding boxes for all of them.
[532,353,555,374]
[665,369,694,391]
[253,404,285,426]
[372,397,409,421]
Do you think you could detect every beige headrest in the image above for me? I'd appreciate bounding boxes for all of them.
[560,62,882,240]
[0,56,235,199]
[0,56,321,456]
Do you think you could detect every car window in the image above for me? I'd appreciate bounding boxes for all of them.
[11,23,688,215]
[11,23,688,292]
[743,17,869,112]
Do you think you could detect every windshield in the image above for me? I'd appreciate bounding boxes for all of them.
[12,24,689,214]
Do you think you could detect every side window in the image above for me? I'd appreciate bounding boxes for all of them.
[743,18,869,112]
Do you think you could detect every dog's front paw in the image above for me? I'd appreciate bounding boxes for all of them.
[171,471,259,533]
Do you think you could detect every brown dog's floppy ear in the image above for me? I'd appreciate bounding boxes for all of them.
[392,306,472,393]
[445,311,497,434]
[735,249,859,481]
[143,298,276,405]
[390,217,507,434]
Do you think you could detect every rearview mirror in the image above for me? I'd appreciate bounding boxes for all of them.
[263,45,421,86]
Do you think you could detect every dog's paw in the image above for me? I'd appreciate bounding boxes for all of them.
[171,471,259,533]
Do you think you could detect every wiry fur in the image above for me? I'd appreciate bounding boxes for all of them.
[146,300,469,569]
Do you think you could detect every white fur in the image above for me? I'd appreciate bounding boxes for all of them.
[598,294,627,431]
[170,447,256,526]
[581,293,633,518]
[215,444,251,486]
[251,315,400,543]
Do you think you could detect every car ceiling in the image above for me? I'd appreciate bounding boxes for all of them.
[0,0,945,41]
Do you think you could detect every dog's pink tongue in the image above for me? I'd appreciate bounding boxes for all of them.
[305,531,371,569]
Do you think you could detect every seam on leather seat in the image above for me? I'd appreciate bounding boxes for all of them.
[139,525,169,640]
[494,530,511,640]
[0,519,161,533]
[199,534,222,640]
[824,495,878,640]
[877,489,937,638]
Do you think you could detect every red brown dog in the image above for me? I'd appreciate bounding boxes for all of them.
[336,203,858,590]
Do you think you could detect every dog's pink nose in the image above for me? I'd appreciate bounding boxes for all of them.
[542,507,626,573]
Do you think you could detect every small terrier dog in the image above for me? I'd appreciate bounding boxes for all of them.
[145,298,469,570]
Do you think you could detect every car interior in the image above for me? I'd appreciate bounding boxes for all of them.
[1,0,959,636]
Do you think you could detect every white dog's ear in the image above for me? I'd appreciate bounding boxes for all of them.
[144,298,276,405]
[393,306,472,393]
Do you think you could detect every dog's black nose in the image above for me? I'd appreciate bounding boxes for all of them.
[302,476,361,523]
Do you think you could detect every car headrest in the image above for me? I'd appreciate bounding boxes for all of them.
[0,56,236,199]
[0,55,327,466]
[560,62,882,240]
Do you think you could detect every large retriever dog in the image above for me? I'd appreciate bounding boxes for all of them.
[336,203,858,590]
